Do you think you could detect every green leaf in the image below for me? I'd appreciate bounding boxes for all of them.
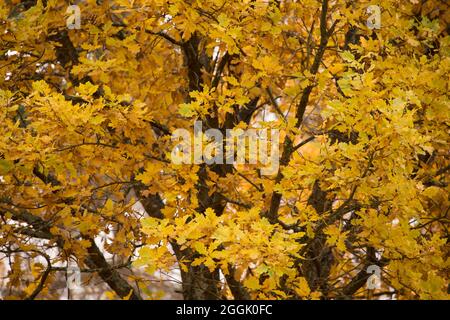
[340,51,355,62]
[0,159,13,175]
[179,103,196,117]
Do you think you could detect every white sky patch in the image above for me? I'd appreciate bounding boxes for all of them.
[6,50,18,56]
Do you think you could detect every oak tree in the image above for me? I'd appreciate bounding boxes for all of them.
[0,0,448,300]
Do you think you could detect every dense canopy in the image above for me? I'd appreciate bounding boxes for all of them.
[0,0,449,300]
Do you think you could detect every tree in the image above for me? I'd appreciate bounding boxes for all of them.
[0,0,448,300]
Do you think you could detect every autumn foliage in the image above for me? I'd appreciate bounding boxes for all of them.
[0,0,449,300]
